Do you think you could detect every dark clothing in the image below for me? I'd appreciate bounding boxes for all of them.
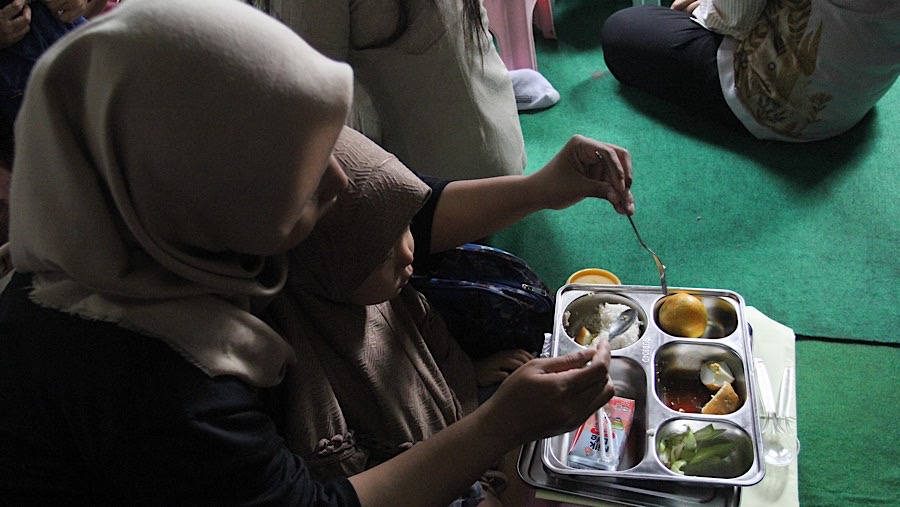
[0,174,450,504]
[1,2,84,166]
[600,5,740,128]
[410,173,449,268]
[0,272,361,506]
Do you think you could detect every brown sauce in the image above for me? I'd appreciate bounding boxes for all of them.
[658,367,711,413]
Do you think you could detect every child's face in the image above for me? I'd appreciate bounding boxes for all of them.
[349,227,415,305]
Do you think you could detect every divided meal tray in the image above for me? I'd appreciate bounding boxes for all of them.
[518,439,741,507]
[535,284,765,492]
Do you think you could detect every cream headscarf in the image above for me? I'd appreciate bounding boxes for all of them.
[8,0,352,387]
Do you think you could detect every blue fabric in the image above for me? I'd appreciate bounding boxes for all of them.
[1,3,84,128]
[412,243,554,359]
[448,481,485,507]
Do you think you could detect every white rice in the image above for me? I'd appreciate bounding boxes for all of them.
[582,303,641,351]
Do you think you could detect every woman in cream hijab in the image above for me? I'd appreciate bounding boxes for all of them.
[0,0,618,504]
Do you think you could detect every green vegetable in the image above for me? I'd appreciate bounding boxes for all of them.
[693,424,726,441]
[658,424,737,476]
[688,442,734,465]
[683,428,697,451]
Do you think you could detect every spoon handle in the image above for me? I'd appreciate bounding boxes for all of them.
[626,215,669,296]
[754,358,776,420]
[596,150,668,296]
[776,364,796,421]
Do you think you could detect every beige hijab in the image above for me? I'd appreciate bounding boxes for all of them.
[8,0,352,387]
[265,127,478,480]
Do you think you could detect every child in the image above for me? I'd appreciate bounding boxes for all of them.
[266,128,533,503]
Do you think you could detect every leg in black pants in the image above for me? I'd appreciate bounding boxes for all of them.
[600,6,741,128]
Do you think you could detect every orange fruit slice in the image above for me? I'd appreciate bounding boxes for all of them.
[658,292,708,338]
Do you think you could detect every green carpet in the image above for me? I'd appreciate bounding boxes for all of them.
[484,1,900,505]
[491,1,900,345]
[794,339,899,506]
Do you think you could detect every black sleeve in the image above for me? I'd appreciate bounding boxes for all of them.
[0,273,362,506]
[104,353,364,507]
[411,172,451,270]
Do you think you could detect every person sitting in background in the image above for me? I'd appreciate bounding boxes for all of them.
[0,0,91,243]
[0,0,619,504]
[1,0,90,158]
[600,0,900,142]
[256,0,528,180]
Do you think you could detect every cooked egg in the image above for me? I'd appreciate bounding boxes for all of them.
[699,361,735,391]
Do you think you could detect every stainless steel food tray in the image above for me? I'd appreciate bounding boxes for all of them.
[541,284,765,488]
[518,439,741,507]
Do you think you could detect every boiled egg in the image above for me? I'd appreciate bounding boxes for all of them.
[699,361,735,391]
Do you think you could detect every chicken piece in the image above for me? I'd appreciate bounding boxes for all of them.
[701,381,740,415]
[575,326,593,346]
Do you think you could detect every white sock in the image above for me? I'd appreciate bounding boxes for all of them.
[509,68,560,111]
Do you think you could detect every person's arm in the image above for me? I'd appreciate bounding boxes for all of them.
[350,342,615,507]
[0,0,30,49]
[673,0,767,38]
[429,134,635,253]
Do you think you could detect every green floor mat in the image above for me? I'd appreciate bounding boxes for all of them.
[795,340,899,506]
[491,1,900,344]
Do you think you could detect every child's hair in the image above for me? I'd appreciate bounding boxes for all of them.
[460,0,488,56]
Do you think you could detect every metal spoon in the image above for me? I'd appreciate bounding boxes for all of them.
[595,151,668,296]
[608,308,637,339]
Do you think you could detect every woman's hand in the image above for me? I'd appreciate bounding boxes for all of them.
[42,0,88,24]
[528,134,635,216]
[0,0,30,49]
[480,339,615,445]
[349,338,614,506]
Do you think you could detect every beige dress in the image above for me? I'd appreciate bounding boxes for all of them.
[268,0,527,180]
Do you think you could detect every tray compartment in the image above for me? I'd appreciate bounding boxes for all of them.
[652,293,739,339]
[655,419,756,479]
[561,292,648,350]
[655,342,747,415]
[545,357,649,472]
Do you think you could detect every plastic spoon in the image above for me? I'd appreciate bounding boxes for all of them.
[775,364,800,460]
[754,358,798,466]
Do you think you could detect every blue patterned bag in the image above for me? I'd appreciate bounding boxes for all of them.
[411,244,554,359]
